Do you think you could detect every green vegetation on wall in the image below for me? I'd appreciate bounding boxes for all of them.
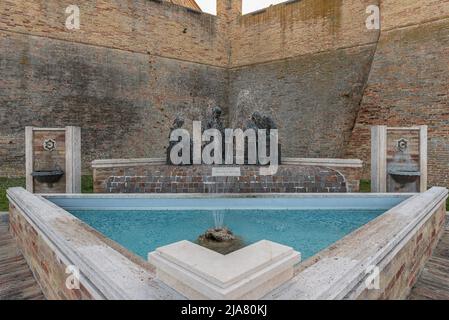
[0,176,94,211]
[0,177,26,211]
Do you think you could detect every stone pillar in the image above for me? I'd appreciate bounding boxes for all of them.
[25,126,81,194]
[419,125,428,192]
[217,0,242,20]
[371,126,387,192]
[371,125,428,193]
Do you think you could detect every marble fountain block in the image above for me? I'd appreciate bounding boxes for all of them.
[148,240,301,300]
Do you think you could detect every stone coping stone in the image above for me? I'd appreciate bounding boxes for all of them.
[6,187,183,300]
[149,240,300,300]
[91,157,363,168]
[264,187,448,300]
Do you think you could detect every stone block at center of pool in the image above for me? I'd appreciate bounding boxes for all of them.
[148,240,301,300]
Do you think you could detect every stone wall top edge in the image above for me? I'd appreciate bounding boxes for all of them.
[91,157,363,169]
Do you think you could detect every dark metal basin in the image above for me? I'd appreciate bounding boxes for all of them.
[388,170,420,184]
[31,170,64,184]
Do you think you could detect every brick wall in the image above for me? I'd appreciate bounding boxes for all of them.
[1,0,448,190]
[228,45,376,159]
[0,0,229,176]
[345,6,449,188]
[0,0,227,66]
[93,164,348,193]
[228,0,379,67]
[0,30,227,176]
[9,202,95,299]
[353,202,447,299]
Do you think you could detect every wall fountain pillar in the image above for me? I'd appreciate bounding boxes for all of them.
[371,125,427,193]
[25,126,81,194]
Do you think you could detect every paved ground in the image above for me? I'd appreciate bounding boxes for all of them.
[408,214,449,300]
[0,213,45,300]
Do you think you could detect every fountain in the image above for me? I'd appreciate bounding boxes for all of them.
[387,138,421,186]
[31,168,65,187]
[25,126,81,193]
[371,125,427,193]
[196,210,245,255]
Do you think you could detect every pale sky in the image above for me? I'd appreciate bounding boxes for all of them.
[196,0,288,15]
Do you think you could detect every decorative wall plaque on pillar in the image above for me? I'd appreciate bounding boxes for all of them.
[371,126,427,193]
[25,126,81,194]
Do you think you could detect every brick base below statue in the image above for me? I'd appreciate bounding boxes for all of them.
[93,162,351,194]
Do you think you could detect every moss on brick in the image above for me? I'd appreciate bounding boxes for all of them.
[0,177,26,211]
[0,176,94,211]
[360,179,371,193]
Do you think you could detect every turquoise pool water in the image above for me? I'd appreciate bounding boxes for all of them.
[70,208,384,259]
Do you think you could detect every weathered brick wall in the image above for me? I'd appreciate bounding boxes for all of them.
[0,0,227,66]
[9,202,95,299]
[353,202,447,299]
[0,31,228,176]
[225,0,380,163]
[380,0,449,31]
[228,45,376,159]
[331,166,361,193]
[0,0,230,176]
[93,164,348,193]
[1,0,448,190]
[229,0,380,67]
[345,2,449,188]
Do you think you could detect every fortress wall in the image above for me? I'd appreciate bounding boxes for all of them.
[229,0,379,67]
[0,35,228,177]
[0,0,228,176]
[228,45,376,158]
[226,0,379,158]
[345,0,449,187]
[0,0,227,66]
[1,0,448,189]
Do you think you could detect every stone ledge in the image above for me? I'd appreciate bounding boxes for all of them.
[282,158,363,168]
[92,157,363,169]
[92,158,165,168]
[149,240,301,300]
[264,187,448,300]
[6,187,183,300]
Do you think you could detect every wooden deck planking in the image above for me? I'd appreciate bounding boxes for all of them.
[409,218,449,300]
[0,214,45,300]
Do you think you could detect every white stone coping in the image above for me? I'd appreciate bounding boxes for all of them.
[91,157,363,169]
[43,192,412,199]
[263,187,448,300]
[7,187,447,300]
[92,158,166,168]
[6,187,184,300]
[149,240,300,299]
[282,158,363,168]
